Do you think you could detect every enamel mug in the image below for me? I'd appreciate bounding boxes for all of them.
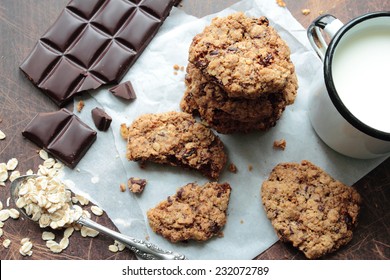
[307,12,390,159]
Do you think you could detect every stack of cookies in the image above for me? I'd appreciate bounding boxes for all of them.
[181,12,298,134]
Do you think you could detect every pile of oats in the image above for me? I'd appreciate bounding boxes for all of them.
[0,149,113,257]
[15,175,83,229]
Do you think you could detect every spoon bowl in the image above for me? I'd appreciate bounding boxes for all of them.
[11,174,186,260]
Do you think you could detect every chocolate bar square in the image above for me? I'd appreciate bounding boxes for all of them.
[22,109,97,168]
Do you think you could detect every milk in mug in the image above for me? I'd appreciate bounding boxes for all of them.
[307,12,390,158]
[331,25,390,133]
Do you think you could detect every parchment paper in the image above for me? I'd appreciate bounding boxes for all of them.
[64,0,387,260]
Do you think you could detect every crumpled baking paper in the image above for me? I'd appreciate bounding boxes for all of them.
[63,0,387,259]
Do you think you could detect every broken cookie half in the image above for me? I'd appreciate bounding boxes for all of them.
[125,111,227,180]
[147,182,231,242]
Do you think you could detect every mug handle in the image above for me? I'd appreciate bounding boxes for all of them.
[307,14,344,61]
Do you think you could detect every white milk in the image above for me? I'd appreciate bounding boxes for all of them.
[332,24,390,133]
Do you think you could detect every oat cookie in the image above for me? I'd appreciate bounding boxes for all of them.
[147,182,231,242]
[261,160,361,259]
[183,63,291,121]
[181,95,282,134]
[125,111,227,179]
[181,63,297,133]
[189,12,295,99]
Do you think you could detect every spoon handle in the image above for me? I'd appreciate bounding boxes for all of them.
[77,216,187,260]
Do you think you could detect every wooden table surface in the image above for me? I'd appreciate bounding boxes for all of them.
[0,0,389,260]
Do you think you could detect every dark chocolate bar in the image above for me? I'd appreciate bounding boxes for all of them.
[22,108,97,168]
[20,0,178,106]
[109,81,137,100]
[91,107,112,131]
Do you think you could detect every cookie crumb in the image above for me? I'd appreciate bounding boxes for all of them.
[173,71,178,75]
[228,163,238,173]
[76,100,85,113]
[276,0,286,7]
[240,219,244,224]
[301,9,311,15]
[128,177,147,193]
[120,123,129,140]
[248,164,253,172]
[119,183,126,192]
[273,139,287,150]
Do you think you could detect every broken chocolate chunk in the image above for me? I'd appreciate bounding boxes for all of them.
[22,108,97,168]
[91,107,112,131]
[109,81,137,100]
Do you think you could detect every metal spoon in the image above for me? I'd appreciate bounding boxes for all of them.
[10,175,186,260]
